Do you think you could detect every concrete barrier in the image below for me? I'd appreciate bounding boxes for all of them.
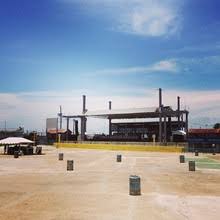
[189,161,195,171]
[36,147,42,155]
[129,175,141,196]
[59,153,64,161]
[117,155,122,162]
[55,142,184,153]
[67,160,74,171]
[14,151,19,159]
[179,155,185,163]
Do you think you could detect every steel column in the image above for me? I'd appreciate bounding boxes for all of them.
[159,88,162,143]
[109,101,112,136]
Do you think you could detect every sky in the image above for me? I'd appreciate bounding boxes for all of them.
[1,0,220,132]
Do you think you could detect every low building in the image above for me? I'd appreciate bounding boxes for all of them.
[188,129,220,152]
[111,121,185,142]
[0,127,24,139]
[47,129,73,144]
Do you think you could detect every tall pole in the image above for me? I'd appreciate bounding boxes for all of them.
[59,105,62,130]
[159,88,162,143]
[56,118,58,143]
[185,112,189,137]
[66,117,69,141]
[177,96,180,130]
[73,119,75,135]
[109,101,112,136]
[181,114,184,130]
[164,115,167,144]
[81,95,87,141]
[83,95,86,113]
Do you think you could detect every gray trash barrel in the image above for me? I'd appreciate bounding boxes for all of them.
[195,150,199,156]
[14,151,19,159]
[179,155,185,163]
[36,146,42,155]
[189,161,195,171]
[67,160,74,171]
[129,175,141,196]
[117,155,122,162]
[59,153,64,161]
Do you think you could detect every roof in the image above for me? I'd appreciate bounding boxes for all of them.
[47,129,69,134]
[0,137,34,145]
[189,129,220,134]
[172,130,186,135]
[63,106,187,119]
[84,107,158,119]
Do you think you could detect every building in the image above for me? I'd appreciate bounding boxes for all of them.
[111,120,185,142]
[188,129,220,152]
[0,127,24,140]
[46,129,73,144]
[60,88,189,143]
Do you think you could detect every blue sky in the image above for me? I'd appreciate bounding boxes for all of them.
[1,0,220,130]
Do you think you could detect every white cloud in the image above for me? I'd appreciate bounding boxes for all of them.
[118,0,181,37]
[1,88,220,132]
[91,59,178,75]
[63,0,183,37]
[150,60,178,72]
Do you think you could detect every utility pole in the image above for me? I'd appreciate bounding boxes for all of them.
[159,88,162,143]
[177,96,180,130]
[59,105,62,130]
[109,101,112,136]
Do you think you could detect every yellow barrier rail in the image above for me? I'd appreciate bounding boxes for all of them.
[55,142,184,153]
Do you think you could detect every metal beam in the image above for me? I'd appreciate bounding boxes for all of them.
[109,101,112,136]
[185,112,189,137]
[159,88,162,143]
[66,117,69,141]
[163,115,167,143]
[83,95,86,113]
[177,96,180,129]
[80,117,86,141]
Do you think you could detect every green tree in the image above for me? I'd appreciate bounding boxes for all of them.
[213,123,220,129]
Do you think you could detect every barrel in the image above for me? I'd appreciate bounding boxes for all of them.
[117,155,122,162]
[129,175,141,196]
[59,153,64,161]
[36,146,42,155]
[195,150,199,156]
[179,155,185,163]
[189,161,196,171]
[14,151,19,159]
[67,160,74,171]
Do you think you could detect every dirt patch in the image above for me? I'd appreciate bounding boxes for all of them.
[0,147,220,219]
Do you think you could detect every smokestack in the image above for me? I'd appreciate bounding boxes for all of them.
[159,88,162,143]
[159,88,162,108]
[83,95,86,113]
[109,101,112,110]
[177,96,180,111]
[108,101,112,136]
